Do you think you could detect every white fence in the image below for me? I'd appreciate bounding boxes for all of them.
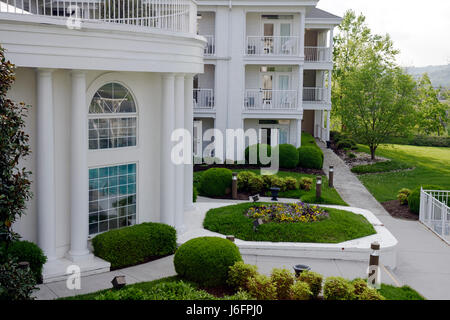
[0,0,194,33]
[246,36,299,56]
[193,88,214,110]
[244,89,297,111]
[419,189,450,244]
[304,46,331,62]
[303,87,329,103]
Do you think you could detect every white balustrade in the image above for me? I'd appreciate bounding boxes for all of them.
[244,89,297,111]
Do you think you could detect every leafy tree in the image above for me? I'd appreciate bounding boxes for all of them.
[415,74,448,136]
[332,11,418,159]
[0,46,32,250]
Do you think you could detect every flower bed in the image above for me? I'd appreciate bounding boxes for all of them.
[246,202,329,223]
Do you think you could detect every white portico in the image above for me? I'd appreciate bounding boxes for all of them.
[1,0,204,282]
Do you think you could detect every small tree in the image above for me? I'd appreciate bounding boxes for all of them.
[0,46,32,250]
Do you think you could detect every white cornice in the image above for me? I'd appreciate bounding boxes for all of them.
[197,0,319,7]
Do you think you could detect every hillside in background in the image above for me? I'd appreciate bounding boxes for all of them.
[405,64,450,89]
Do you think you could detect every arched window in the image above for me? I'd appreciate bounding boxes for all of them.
[88,82,137,150]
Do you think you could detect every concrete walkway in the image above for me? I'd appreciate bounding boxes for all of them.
[318,141,450,300]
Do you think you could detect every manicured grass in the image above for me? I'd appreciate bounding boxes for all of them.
[203,202,375,243]
[194,169,347,206]
[356,144,450,202]
[351,160,412,174]
[379,284,425,300]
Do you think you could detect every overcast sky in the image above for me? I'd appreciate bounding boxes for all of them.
[317,0,450,67]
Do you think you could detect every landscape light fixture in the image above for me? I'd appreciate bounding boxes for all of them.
[111,275,126,290]
[253,218,263,232]
[252,194,260,202]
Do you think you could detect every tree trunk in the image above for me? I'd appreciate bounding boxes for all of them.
[370,145,377,161]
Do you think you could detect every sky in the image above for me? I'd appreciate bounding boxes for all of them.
[316,0,450,67]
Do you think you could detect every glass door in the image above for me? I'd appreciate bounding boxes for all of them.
[278,74,291,108]
[261,73,274,107]
[263,23,274,54]
[280,23,292,53]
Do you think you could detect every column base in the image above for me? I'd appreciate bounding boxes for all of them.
[176,224,186,236]
[65,250,94,263]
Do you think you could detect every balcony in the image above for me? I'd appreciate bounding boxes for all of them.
[202,35,215,56]
[244,89,298,111]
[304,46,331,62]
[193,88,214,110]
[303,87,329,103]
[0,0,195,33]
[246,36,299,56]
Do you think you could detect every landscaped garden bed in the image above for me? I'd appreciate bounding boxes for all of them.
[203,202,375,243]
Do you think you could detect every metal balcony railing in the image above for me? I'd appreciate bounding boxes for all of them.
[303,87,329,103]
[244,89,298,111]
[202,35,215,55]
[0,0,194,33]
[304,46,331,62]
[193,88,214,110]
[246,36,299,56]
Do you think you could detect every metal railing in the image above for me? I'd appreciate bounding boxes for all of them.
[202,34,215,55]
[246,36,299,56]
[304,46,331,62]
[193,88,214,110]
[0,0,193,33]
[303,87,329,103]
[420,189,450,244]
[244,89,298,111]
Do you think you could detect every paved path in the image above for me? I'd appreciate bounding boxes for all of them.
[318,141,450,300]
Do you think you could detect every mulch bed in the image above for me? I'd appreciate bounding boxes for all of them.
[199,285,236,298]
[381,200,419,221]
[194,163,325,176]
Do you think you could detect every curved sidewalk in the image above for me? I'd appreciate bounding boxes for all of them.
[318,141,450,300]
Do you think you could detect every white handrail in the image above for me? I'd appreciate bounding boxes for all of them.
[193,88,214,110]
[244,89,298,111]
[304,46,331,62]
[303,87,329,103]
[420,189,450,244]
[0,0,194,33]
[246,36,299,56]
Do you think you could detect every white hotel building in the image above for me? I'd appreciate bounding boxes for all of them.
[193,0,340,159]
[0,0,340,282]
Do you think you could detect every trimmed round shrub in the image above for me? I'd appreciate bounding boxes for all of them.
[227,261,258,290]
[2,240,47,283]
[248,175,265,194]
[271,268,295,300]
[237,171,257,192]
[397,188,411,205]
[408,185,445,214]
[323,277,355,300]
[246,274,277,300]
[245,144,272,165]
[199,168,232,197]
[297,270,323,298]
[92,222,177,269]
[298,146,324,169]
[299,177,313,191]
[351,279,368,296]
[290,281,312,300]
[174,237,242,287]
[358,287,385,300]
[336,139,356,150]
[284,177,298,191]
[277,144,299,169]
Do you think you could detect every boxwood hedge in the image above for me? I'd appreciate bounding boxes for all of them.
[92,223,176,269]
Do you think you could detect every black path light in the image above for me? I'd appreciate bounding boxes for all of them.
[328,165,334,188]
[111,275,126,289]
[252,194,260,202]
[232,172,238,200]
[253,218,263,232]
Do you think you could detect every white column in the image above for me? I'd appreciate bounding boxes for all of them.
[326,110,331,141]
[161,74,176,226]
[299,11,305,58]
[298,64,304,110]
[184,74,194,211]
[296,118,302,148]
[174,74,185,233]
[67,71,92,261]
[36,69,56,261]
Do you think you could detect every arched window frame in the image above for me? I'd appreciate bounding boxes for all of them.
[88,82,138,150]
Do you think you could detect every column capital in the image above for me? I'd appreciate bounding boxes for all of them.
[36,68,55,76]
[162,73,176,80]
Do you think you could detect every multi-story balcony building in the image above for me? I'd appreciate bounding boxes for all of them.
[194,0,340,159]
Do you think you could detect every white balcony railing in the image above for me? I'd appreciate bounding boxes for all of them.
[202,35,215,56]
[244,89,298,111]
[246,36,299,56]
[193,88,214,110]
[303,87,329,103]
[304,46,331,62]
[0,0,194,33]
[420,189,450,244]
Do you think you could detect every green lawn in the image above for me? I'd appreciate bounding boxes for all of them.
[194,169,347,206]
[203,202,375,243]
[355,144,450,202]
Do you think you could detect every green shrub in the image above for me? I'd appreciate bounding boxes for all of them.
[222,290,255,300]
[298,146,323,169]
[245,144,272,165]
[237,171,257,192]
[336,139,354,150]
[2,240,47,283]
[270,176,287,191]
[358,287,385,300]
[299,177,313,191]
[270,268,295,300]
[290,281,312,300]
[144,281,214,300]
[199,168,232,197]
[227,261,258,290]
[246,274,277,300]
[95,287,148,300]
[0,258,37,300]
[397,188,411,205]
[92,222,177,269]
[248,175,265,194]
[297,270,323,298]
[347,152,357,159]
[261,175,275,190]
[408,185,445,214]
[323,277,355,300]
[174,237,242,287]
[351,279,368,296]
[193,187,198,203]
[278,144,299,169]
[284,177,298,191]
